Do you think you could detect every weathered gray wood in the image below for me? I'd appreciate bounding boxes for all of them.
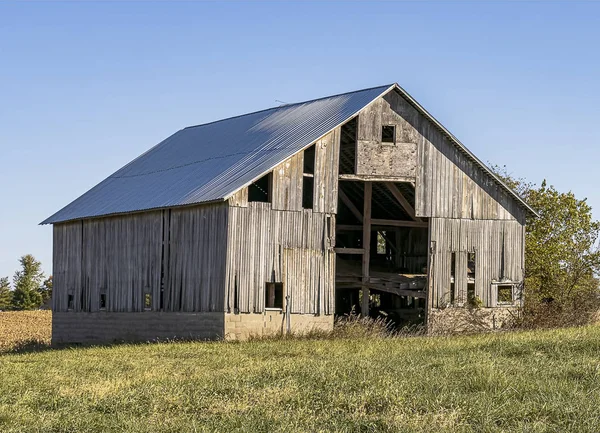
[371,219,428,228]
[428,218,524,309]
[334,248,365,255]
[225,203,335,315]
[272,152,303,211]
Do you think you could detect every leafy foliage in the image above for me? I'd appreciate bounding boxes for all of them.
[11,255,45,311]
[492,165,600,325]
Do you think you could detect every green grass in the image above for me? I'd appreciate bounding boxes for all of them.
[1,326,600,432]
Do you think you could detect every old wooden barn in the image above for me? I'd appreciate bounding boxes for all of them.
[43,83,536,343]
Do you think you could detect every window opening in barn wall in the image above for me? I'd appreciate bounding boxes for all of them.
[265,282,283,309]
[497,285,514,304]
[450,252,456,304]
[467,252,476,279]
[376,231,387,254]
[67,294,74,311]
[303,144,315,209]
[464,251,478,306]
[381,125,395,144]
[233,276,239,314]
[99,293,106,310]
[144,293,152,310]
[248,172,272,203]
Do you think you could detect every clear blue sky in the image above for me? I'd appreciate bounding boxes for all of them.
[1,1,599,280]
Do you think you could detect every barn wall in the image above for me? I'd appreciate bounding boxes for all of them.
[429,218,525,309]
[356,89,525,222]
[225,202,335,315]
[52,203,228,315]
[356,93,418,178]
[223,128,339,317]
[164,204,228,312]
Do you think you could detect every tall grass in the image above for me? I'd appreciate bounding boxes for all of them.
[0,312,599,432]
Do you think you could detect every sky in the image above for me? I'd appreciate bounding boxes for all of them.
[1,0,599,280]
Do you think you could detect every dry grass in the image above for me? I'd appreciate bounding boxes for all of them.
[0,311,51,352]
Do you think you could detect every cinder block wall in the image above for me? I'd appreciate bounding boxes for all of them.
[52,312,224,345]
[224,312,334,340]
[428,307,519,335]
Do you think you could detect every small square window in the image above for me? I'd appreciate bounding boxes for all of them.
[99,293,106,310]
[144,293,152,310]
[265,282,283,309]
[381,125,395,144]
[497,285,513,304]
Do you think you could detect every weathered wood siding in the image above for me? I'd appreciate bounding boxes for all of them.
[165,204,228,312]
[224,130,340,315]
[272,152,303,212]
[356,93,418,178]
[225,202,335,315]
[52,221,83,312]
[313,129,340,214]
[53,203,228,313]
[429,218,524,308]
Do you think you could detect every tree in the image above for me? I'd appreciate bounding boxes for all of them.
[39,275,53,305]
[493,166,600,324]
[0,277,12,311]
[12,255,44,310]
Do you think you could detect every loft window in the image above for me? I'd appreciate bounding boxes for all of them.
[248,172,272,203]
[99,293,106,310]
[497,285,514,304]
[265,282,283,309]
[382,125,395,144]
[303,145,315,209]
[144,293,152,310]
[67,294,74,311]
[303,144,315,175]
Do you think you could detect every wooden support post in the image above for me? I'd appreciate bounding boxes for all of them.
[361,182,372,317]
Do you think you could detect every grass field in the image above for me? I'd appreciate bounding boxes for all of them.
[0,312,599,432]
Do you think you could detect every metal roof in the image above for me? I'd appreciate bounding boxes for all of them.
[42,83,536,224]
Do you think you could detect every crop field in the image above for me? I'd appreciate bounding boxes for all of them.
[0,312,599,432]
[0,310,51,352]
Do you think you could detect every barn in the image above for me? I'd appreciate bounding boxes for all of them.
[43,83,536,343]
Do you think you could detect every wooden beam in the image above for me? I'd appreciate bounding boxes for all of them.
[385,182,421,222]
[334,247,365,255]
[338,189,363,223]
[371,219,428,228]
[361,182,372,317]
[339,174,415,183]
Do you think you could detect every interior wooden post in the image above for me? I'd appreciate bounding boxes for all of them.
[361,181,372,316]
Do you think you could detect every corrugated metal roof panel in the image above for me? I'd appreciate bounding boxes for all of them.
[42,85,393,224]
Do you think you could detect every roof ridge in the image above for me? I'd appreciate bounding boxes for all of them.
[183,83,394,130]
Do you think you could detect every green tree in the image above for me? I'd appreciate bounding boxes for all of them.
[39,275,53,305]
[0,277,12,310]
[12,255,44,310]
[493,166,600,323]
